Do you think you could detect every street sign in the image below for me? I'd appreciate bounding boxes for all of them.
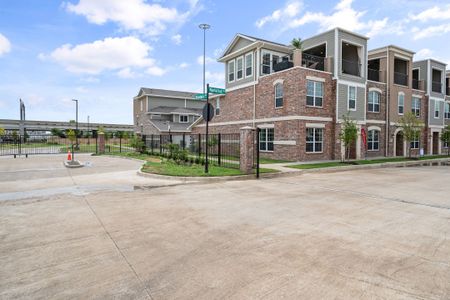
[202,103,214,122]
[208,86,226,94]
[195,93,207,100]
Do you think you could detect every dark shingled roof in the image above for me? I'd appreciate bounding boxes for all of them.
[138,88,199,98]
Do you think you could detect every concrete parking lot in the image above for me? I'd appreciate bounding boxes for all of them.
[1,155,450,299]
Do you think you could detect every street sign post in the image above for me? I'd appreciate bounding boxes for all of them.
[195,93,207,100]
[208,86,226,94]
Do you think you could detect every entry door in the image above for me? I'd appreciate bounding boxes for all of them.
[433,132,439,155]
[396,132,404,156]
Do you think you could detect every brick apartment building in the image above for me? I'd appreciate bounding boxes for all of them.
[191,28,450,161]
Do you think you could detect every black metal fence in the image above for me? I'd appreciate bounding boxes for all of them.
[0,134,134,156]
[143,133,240,169]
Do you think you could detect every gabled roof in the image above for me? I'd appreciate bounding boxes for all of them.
[149,106,202,115]
[149,120,193,133]
[219,33,290,60]
[135,88,199,99]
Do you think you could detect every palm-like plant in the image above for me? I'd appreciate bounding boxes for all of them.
[291,38,303,49]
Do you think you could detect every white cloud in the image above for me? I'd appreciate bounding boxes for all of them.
[146,66,167,76]
[0,33,11,56]
[179,62,189,68]
[171,34,182,45]
[42,36,163,76]
[205,71,224,86]
[117,67,137,78]
[75,86,88,93]
[255,1,302,28]
[257,0,401,38]
[197,55,215,65]
[66,0,201,36]
[415,48,433,59]
[412,23,450,40]
[409,4,450,23]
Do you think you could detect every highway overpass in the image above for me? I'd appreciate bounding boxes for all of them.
[0,119,134,133]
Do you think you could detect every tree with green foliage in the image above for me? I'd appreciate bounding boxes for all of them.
[66,129,76,160]
[399,112,424,158]
[291,37,303,49]
[51,128,64,138]
[339,115,358,161]
[441,124,450,156]
[0,127,5,136]
[115,131,124,139]
[129,134,145,153]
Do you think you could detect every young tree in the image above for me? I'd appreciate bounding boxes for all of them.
[66,129,76,161]
[441,124,450,156]
[399,112,424,158]
[339,115,358,161]
[0,127,5,136]
[291,38,303,49]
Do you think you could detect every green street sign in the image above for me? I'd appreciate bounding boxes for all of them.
[195,93,207,100]
[208,86,226,94]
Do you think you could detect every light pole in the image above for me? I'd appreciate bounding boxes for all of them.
[87,115,90,144]
[198,23,210,94]
[72,99,79,150]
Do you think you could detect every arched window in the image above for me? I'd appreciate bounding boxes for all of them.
[275,83,283,108]
[368,91,380,112]
[368,129,380,151]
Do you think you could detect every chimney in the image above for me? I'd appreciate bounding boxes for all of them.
[293,49,302,67]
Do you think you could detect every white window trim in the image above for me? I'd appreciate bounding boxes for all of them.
[228,59,235,83]
[260,49,289,76]
[179,114,189,123]
[367,129,380,152]
[236,56,244,81]
[259,128,274,152]
[412,97,421,117]
[245,52,253,78]
[307,80,324,108]
[368,91,380,113]
[410,135,420,149]
[348,86,357,111]
[274,83,283,109]
[434,101,440,119]
[445,102,450,119]
[306,127,324,153]
[398,92,405,115]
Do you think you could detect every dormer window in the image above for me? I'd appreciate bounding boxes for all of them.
[179,115,188,123]
[245,53,253,77]
[228,60,235,82]
[236,56,243,80]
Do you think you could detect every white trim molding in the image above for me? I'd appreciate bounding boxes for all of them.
[306,123,326,128]
[366,119,386,124]
[273,79,284,86]
[273,140,296,145]
[368,125,382,131]
[226,80,258,92]
[368,87,383,94]
[257,123,274,128]
[306,75,326,82]
[197,115,333,127]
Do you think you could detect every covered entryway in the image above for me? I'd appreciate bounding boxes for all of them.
[432,132,440,155]
[395,131,404,157]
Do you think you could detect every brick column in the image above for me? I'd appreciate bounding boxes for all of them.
[98,132,105,154]
[292,49,302,67]
[240,126,255,174]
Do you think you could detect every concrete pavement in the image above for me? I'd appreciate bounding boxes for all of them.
[1,155,450,299]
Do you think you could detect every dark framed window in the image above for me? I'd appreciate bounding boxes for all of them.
[259,128,274,152]
[398,93,404,115]
[348,86,356,110]
[306,80,323,107]
[275,83,283,108]
[412,97,421,117]
[368,130,379,151]
[306,128,323,153]
[410,134,420,149]
[368,91,380,112]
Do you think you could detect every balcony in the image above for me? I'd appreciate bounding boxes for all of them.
[412,79,419,90]
[342,59,361,77]
[394,72,408,86]
[432,81,442,93]
[447,86,450,96]
[273,60,294,72]
[302,53,325,71]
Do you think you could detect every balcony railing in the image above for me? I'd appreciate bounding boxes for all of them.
[394,72,408,86]
[447,87,450,96]
[412,79,419,90]
[432,81,442,93]
[368,68,380,82]
[342,59,361,77]
[302,53,325,71]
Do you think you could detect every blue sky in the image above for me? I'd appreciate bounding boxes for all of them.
[1,0,449,124]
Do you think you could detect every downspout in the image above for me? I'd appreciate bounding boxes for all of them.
[254,44,263,128]
[385,49,390,157]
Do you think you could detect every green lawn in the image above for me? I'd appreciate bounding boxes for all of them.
[259,157,292,164]
[288,155,450,170]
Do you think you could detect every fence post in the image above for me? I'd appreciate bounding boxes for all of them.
[95,135,98,154]
[119,137,122,153]
[218,133,221,166]
[198,133,201,159]
[159,135,162,155]
[98,132,105,154]
[239,127,255,174]
[182,134,186,150]
[151,134,154,154]
[256,128,260,179]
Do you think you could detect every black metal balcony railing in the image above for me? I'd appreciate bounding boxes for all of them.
[394,72,408,86]
[342,59,361,77]
[273,60,294,72]
[412,79,419,90]
[432,81,442,93]
[447,87,450,96]
[367,68,380,82]
[302,53,325,71]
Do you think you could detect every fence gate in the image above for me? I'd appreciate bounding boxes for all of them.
[253,128,261,178]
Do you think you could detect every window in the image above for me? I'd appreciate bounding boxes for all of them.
[410,134,420,149]
[368,91,380,112]
[368,130,379,151]
[435,101,440,118]
[398,93,404,115]
[228,60,235,82]
[445,102,450,119]
[262,52,271,75]
[140,99,143,111]
[348,86,356,110]
[259,128,274,152]
[216,98,220,116]
[412,97,421,117]
[245,53,253,77]
[272,55,280,72]
[306,80,323,107]
[306,128,323,153]
[236,56,243,80]
[275,83,283,108]
[179,115,188,123]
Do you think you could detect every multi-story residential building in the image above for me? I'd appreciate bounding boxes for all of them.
[133,88,204,135]
[192,29,371,161]
[413,59,447,154]
[445,71,450,126]
[367,46,428,157]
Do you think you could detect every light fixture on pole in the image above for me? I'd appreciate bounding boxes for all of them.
[198,23,211,94]
[72,99,79,150]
